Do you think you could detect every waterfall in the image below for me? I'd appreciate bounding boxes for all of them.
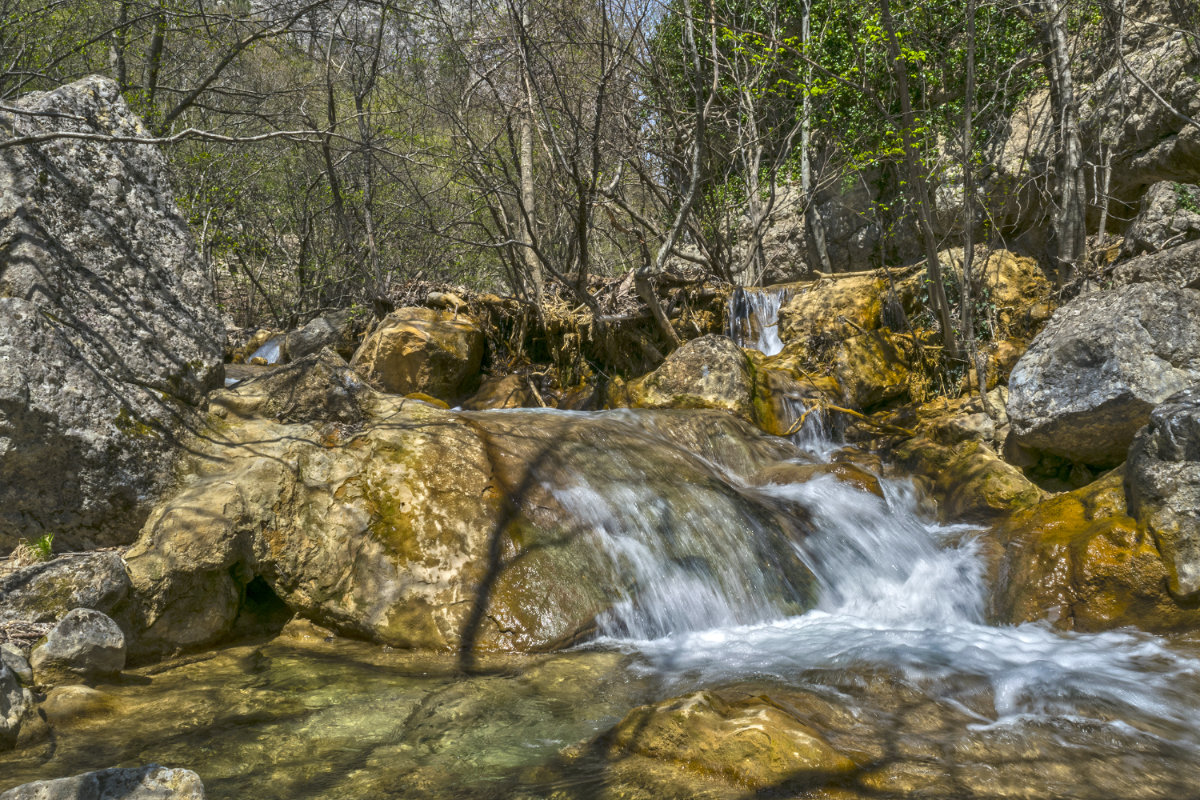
[248,337,283,364]
[727,286,792,356]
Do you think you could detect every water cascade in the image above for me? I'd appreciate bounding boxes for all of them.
[4,410,1200,798]
[247,337,283,364]
[727,286,792,356]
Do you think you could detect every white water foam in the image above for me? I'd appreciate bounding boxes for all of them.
[595,472,1200,744]
[727,287,792,356]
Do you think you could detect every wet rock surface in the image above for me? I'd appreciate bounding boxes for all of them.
[124,361,817,657]
[0,77,224,553]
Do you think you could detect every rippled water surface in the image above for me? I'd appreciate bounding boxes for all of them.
[5,412,1200,798]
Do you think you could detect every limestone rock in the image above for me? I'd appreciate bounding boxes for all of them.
[779,275,888,347]
[1110,239,1200,288]
[282,310,358,362]
[30,609,126,686]
[1122,182,1200,257]
[994,468,1200,631]
[1007,282,1200,466]
[833,330,911,410]
[0,77,224,553]
[209,348,374,426]
[0,765,205,800]
[0,663,33,751]
[1126,387,1200,597]
[0,552,130,625]
[891,436,1043,522]
[0,646,31,686]
[461,374,537,410]
[608,689,856,791]
[624,335,756,422]
[752,461,884,498]
[350,307,484,400]
[124,370,814,657]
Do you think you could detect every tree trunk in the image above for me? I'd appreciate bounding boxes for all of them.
[1030,0,1086,290]
[800,0,833,275]
[879,0,960,359]
[518,2,544,304]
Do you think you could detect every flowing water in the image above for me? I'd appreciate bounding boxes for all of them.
[4,411,1200,798]
[727,287,792,356]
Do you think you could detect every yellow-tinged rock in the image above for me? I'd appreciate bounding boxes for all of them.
[610,690,856,790]
[351,307,484,400]
[993,468,1200,631]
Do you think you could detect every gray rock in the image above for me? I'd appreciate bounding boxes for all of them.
[1121,182,1200,257]
[282,310,358,362]
[0,77,224,554]
[0,644,32,685]
[1110,239,1200,288]
[209,348,373,425]
[0,663,33,750]
[1007,282,1200,465]
[30,609,125,686]
[1127,387,1200,597]
[0,765,205,800]
[0,552,130,625]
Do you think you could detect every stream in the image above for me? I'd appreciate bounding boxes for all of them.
[3,409,1200,798]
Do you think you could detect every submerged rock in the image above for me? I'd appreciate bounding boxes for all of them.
[0,77,224,553]
[1126,387,1200,598]
[351,307,484,400]
[30,609,126,687]
[0,765,204,800]
[1007,282,1200,466]
[607,689,856,791]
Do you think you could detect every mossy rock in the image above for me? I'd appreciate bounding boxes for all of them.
[992,468,1200,632]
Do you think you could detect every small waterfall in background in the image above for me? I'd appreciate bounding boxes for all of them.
[248,337,284,364]
[728,285,834,450]
[727,286,792,356]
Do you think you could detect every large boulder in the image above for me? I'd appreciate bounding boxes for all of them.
[350,307,484,400]
[1007,282,1200,466]
[0,765,204,800]
[0,77,224,553]
[1110,238,1200,288]
[992,468,1200,631]
[1126,387,1200,597]
[123,366,814,658]
[623,335,756,422]
[0,663,33,751]
[281,310,358,362]
[29,609,126,686]
[1121,182,1200,257]
[0,553,130,625]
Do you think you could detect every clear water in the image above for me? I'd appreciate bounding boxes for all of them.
[4,411,1200,798]
[727,286,792,356]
